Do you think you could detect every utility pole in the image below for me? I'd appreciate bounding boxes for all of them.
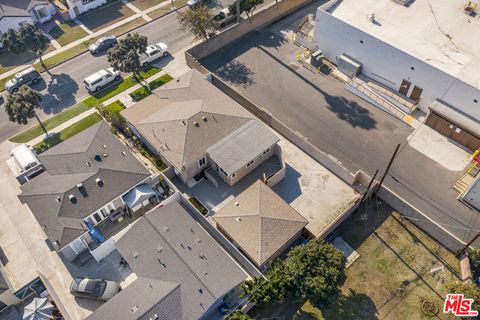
[374,143,401,195]
[170,0,175,10]
[359,169,379,204]
[236,0,241,23]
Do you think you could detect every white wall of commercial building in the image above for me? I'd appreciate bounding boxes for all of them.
[313,9,480,131]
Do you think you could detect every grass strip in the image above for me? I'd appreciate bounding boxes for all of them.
[33,113,102,153]
[130,73,173,101]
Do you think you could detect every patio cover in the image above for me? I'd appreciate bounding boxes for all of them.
[122,184,156,211]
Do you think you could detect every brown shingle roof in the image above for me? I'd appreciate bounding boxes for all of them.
[213,181,308,266]
[121,70,254,171]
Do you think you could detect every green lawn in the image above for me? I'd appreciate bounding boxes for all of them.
[33,113,102,154]
[130,74,173,101]
[103,100,126,113]
[10,67,162,143]
[49,21,89,46]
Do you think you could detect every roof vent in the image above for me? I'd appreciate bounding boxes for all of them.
[194,121,199,127]
[95,178,103,187]
[68,194,77,203]
[102,144,106,148]
[202,116,207,122]
[55,196,61,202]
[176,79,180,82]
[198,288,203,294]
[162,226,169,232]
[199,253,205,260]
[235,217,241,222]
[103,153,108,157]
[156,245,163,252]
[122,151,126,156]
[86,161,91,167]
[181,120,186,126]
[235,202,239,206]
[132,250,139,258]
[131,305,139,313]
[195,238,201,243]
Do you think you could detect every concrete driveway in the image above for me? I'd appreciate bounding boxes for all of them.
[200,1,479,250]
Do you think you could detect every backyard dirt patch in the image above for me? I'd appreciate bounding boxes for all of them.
[250,199,460,320]
[79,0,135,32]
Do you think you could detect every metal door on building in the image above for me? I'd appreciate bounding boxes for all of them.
[399,79,411,96]
[425,112,480,151]
[410,85,423,101]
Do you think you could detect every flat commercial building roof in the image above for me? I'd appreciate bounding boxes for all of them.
[327,0,480,90]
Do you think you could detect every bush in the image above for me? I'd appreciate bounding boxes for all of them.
[446,281,480,312]
[189,197,208,216]
[470,249,480,276]
[96,102,132,138]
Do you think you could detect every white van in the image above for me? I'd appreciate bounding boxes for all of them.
[83,68,121,92]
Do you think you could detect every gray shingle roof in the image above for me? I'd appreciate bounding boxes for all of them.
[19,122,150,248]
[121,70,255,171]
[207,120,280,175]
[214,181,308,266]
[86,278,183,320]
[0,0,47,19]
[115,201,248,320]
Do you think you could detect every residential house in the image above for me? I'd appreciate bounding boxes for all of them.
[65,0,107,19]
[18,122,156,263]
[213,180,308,269]
[86,201,250,320]
[122,70,281,188]
[0,0,54,33]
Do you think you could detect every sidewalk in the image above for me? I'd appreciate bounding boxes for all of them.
[0,0,177,81]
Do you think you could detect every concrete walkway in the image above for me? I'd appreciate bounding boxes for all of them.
[0,0,179,81]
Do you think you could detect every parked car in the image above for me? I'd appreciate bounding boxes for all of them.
[187,0,209,8]
[88,36,117,54]
[140,42,168,67]
[70,278,120,301]
[5,67,42,92]
[213,8,236,29]
[83,68,121,92]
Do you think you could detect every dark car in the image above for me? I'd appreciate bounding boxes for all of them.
[5,67,41,92]
[70,278,120,301]
[88,35,117,54]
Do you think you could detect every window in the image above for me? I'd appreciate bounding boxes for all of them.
[198,157,206,168]
[93,213,102,224]
[246,160,254,168]
[262,148,270,156]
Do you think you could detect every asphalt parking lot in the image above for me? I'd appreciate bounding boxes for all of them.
[200,2,480,250]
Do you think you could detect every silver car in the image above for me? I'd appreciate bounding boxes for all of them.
[70,278,120,301]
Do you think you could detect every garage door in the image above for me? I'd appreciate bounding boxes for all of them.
[425,112,480,152]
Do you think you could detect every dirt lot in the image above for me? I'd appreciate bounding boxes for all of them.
[250,199,460,320]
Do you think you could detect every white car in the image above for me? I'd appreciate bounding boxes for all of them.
[70,278,120,301]
[140,42,168,67]
[83,68,121,92]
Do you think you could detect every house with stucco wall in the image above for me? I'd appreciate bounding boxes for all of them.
[0,0,55,34]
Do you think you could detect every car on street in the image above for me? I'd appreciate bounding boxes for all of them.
[88,36,118,54]
[83,67,121,92]
[187,0,209,8]
[140,42,168,67]
[5,67,42,92]
[213,8,236,29]
[70,278,120,301]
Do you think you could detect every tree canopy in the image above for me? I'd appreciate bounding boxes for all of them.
[177,5,216,41]
[241,240,346,305]
[446,281,480,312]
[5,85,47,134]
[229,0,264,17]
[107,33,148,81]
[2,24,50,66]
[224,310,253,320]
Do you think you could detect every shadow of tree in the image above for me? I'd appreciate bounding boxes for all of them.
[42,73,79,114]
[325,96,376,130]
[313,289,378,320]
[216,59,255,87]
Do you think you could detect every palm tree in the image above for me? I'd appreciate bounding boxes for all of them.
[5,85,47,135]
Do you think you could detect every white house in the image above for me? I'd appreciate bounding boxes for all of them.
[312,0,480,151]
[66,0,107,19]
[0,0,55,33]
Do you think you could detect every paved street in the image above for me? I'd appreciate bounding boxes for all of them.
[200,5,480,251]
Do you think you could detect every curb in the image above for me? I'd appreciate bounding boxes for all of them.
[0,3,188,93]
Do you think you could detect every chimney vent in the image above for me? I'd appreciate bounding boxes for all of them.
[68,194,77,203]
[202,116,207,122]
[95,178,103,187]
[194,121,199,127]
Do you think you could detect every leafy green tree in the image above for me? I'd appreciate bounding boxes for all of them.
[177,5,216,41]
[229,0,264,17]
[470,249,480,276]
[5,86,47,134]
[284,239,347,300]
[224,310,253,320]
[446,281,480,312]
[107,33,148,83]
[241,240,346,305]
[2,24,50,69]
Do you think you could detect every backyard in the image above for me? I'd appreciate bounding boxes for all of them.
[250,199,460,320]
